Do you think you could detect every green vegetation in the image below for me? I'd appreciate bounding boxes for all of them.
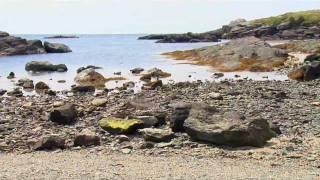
[251,10,320,26]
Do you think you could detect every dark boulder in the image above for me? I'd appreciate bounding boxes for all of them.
[35,81,50,90]
[170,103,192,132]
[288,61,320,81]
[32,136,66,151]
[74,130,101,147]
[7,72,15,79]
[48,104,77,125]
[77,65,102,73]
[305,54,320,62]
[71,85,95,93]
[44,41,72,53]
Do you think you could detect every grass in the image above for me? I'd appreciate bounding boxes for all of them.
[251,10,320,26]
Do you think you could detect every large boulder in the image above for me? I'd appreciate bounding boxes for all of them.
[35,81,50,90]
[183,104,276,147]
[98,117,144,134]
[288,61,320,81]
[0,32,46,56]
[48,104,77,124]
[25,61,68,72]
[44,41,72,53]
[74,68,106,87]
[164,37,288,72]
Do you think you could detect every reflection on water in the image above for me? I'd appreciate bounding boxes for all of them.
[0,35,288,92]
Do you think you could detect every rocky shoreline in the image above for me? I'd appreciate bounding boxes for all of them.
[139,10,320,43]
[0,79,319,167]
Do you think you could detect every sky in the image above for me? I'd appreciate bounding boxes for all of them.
[0,0,319,34]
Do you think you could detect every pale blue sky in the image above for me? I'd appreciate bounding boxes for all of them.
[1,0,319,34]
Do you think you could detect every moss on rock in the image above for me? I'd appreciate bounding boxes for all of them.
[98,117,144,134]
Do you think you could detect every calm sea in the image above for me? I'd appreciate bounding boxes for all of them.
[0,34,287,91]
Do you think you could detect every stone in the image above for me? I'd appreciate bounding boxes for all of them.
[0,89,7,96]
[43,41,72,53]
[135,116,159,128]
[17,78,34,89]
[183,104,276,147]
[74,68,106,87]
[170,103,192,132]
[91,98,108,107]
[32,136,66,151]
[98,117,144,134]
[139,128,174,142]
[7,72,15,79]
[35,81,49,90]
[74,130,101,147]
[209,92,223,100]
[48,104,77,125]
[213,73,224,78]
[53,101,65,107]
[130,68,144,74]
[25,61,68,72]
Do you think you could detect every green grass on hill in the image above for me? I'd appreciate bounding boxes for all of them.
[251,10,320,26]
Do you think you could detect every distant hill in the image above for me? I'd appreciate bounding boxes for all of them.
[139,10,320,43]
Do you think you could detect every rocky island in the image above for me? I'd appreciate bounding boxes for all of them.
[0,31,72,56]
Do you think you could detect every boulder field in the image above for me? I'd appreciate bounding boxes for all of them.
[0,31,71,56]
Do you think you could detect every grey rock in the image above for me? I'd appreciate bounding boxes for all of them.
[184,104,276,147]
[32,136,66,151]
[139,128,174,143]
[170,103,192,132]
[48,104,77,125]
[25,61,68,72]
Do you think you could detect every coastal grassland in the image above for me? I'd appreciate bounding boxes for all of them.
[251,10,320,26]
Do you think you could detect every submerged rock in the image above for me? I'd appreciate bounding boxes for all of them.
[98,117,144,134]
[48,104,77,125]
[77,65,102,73]
[164,37,288,72]
[183,104,276,147]
[25,61,68,72]
[44,41,72,53]
[74,68,106,87]
[7,72,15,79]
[7,88,23,97]
[130,68,144,74]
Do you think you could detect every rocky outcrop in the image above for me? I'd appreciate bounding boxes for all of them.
[74,68,106,87]
[25,61,68,72]
[43,41,72,53]
[164,37,288,72]
[274,40,320,54]
[139,10,320,43]
[139,32,220,43]
[0,32,46,56]
[183,104,276,147]
[35,81,50,90]
[288,61,320,81]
